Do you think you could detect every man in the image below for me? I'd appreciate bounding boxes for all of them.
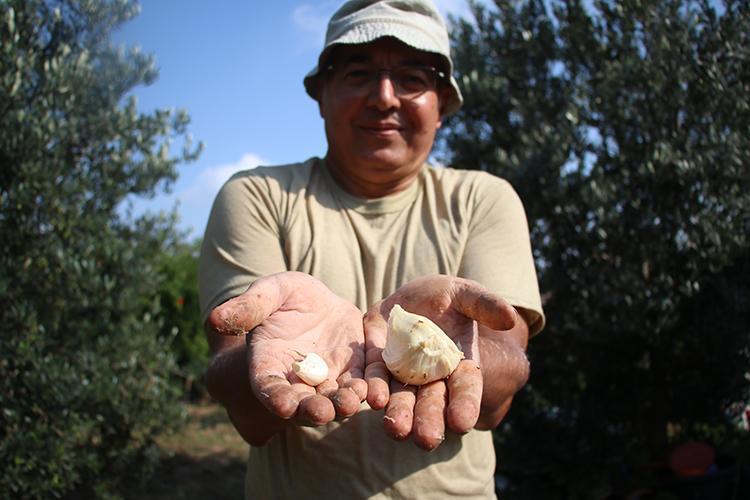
[198,0,544,498]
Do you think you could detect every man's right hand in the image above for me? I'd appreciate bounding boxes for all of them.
[207,272,367,430]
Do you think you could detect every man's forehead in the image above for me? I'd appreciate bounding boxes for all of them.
[329,38,442,66]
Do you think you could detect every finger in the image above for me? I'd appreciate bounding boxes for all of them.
[335,344,367,403]
[252,373,308,419]
[296,393,336,426]
[337,371,368,402]
[207,275,286,336]
[446,359,483,433]
[250,349,309,418]
[453,279,517,331]
[319,375,361,419]
[363,307,388,350]
[365,360,390,410]
[363,308,391,410]
[315,378,339,398]
[332,387,362,419]
[412,381,447,451]
[383,380,416,441]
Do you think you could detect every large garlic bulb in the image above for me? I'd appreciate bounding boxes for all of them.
[382,304,464,385]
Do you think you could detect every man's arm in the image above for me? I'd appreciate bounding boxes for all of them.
[205,328,288,446]
[475,313,530,430]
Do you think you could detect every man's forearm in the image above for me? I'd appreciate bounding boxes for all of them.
[206,342,288,446]
[475,314,530,430]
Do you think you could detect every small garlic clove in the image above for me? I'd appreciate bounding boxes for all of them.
[292,352,329,386]
[382,304,464,385]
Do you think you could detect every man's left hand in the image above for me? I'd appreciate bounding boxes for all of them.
[363,275,517,450]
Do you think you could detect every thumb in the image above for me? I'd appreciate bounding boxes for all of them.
[206,274,286,336]
[452,279,517,331]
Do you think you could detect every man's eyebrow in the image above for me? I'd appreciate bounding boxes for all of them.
[401,57,435,67]
[338,54,372,66]
[338,54,436,67]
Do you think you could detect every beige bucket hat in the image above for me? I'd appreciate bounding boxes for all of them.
[303,0,464,115]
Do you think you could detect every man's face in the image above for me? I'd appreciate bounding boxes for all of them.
[318,37,448,197]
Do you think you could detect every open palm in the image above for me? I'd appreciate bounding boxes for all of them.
[212,272,366,425]
[363,275,517,450]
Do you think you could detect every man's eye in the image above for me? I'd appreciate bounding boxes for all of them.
[398,69,430,90]
[343,69,373,83]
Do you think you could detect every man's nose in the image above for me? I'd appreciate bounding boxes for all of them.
[366,73,401,111]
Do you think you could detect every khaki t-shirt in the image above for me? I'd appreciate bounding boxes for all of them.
[199,158,544,499]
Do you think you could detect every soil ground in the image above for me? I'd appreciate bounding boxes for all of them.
[139,402,247,500]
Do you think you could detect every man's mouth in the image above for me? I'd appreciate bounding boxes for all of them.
[360,122,403,134]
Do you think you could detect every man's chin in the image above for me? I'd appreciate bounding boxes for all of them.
[354,149,410,169]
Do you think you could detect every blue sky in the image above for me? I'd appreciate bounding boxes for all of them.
[114,0,476,240]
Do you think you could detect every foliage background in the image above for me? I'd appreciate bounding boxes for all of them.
[156,238,208,399]
[439,0,750,497]
[0,0,201,497]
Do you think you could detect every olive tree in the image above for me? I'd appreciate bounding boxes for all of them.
[156,238,208,399]
[441,0,750,497]
[0,1,200,497]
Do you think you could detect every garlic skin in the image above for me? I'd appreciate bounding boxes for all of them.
[292,352,329,386]
[383,305,464,385]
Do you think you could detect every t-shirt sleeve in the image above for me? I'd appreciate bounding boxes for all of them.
[198,170,288,323]
[457,174,545,335]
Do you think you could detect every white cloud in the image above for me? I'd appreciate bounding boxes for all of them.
[292,2,343,52]
[181,153,267,203]
[175,152,268,237]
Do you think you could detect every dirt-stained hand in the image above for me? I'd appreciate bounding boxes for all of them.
[363,275,517,450]
[207,272,367,426]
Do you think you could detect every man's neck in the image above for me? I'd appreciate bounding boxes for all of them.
[324,156,424,199]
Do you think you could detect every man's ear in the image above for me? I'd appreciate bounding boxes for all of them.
[316,85,327,119]
[437,86,452,126]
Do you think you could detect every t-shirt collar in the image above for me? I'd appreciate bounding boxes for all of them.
[320,158,422,214]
